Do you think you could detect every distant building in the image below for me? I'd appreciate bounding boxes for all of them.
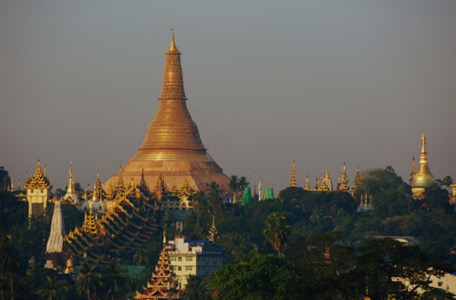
[0,166,12,192]
[24,160,50,218]
[168,236,225,290]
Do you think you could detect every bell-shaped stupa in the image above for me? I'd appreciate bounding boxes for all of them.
[105,32,229,192]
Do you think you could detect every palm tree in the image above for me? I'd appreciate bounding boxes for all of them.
[238,176,249,191]
[0,235,17,300]
[36,273,69,300]
[101,260,130,300]
[228,175,239,203]
[263,212,290,256]
[76,261,102,300]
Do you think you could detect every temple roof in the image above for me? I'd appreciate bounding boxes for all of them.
[24,160,50,189]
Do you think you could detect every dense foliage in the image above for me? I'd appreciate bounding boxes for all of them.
[1,167,455,298]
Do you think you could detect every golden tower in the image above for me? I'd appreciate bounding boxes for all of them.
[289,160,296,187]
[64,162,78,203]
[105,32,229,192]
[410,131,434,199]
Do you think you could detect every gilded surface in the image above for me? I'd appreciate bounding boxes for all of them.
[105,33,229,192]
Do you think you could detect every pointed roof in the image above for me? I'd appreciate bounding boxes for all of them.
[46,201,65,253]
[338,163,349,192]
[289,160,296,187]
[24,160,50,189]
[304,176,310,191]
[242,186,252,206]
[208,215,218,243]
[134,233,179,300]
[264,183,274,200]
[140,30,204,152]
[92,171,106,201]
[139,169,149,192]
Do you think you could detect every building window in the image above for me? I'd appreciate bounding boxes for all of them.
[178,257,182,261]
[178,266,182,271]
[186,257,192,261]
[185,266,192,271]
[170,257,176,261]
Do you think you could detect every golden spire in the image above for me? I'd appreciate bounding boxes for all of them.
[67,162,75,194]
[304,176,310,191]
[168,28,177,52]
[138,31,206,155]
[411,131,434,199]
[289,160,296,187]
[162,228,167,245]
[338,163,349,192]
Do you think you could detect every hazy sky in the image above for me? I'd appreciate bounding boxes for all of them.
[1,1,455,191]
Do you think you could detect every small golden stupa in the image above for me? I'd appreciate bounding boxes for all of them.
[105,31,229,192]
[410,131,434,199]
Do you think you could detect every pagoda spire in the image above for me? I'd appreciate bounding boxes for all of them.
[64,162,78,203]
[104,31,229,193]
[338,163,349,192]
[410,131,434,199]
[139,30,205,154]
[68,162,75,194]
[289,160,296,187]
[208,215,218,243]
[304,176,310,191]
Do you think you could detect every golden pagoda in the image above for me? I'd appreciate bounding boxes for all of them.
[337,163,349,192]
[289,160,297,187]
[64,162,78,203]
[105,31,229,193]
[410,131,434,199]
[319,170,333,192]
[304,176,310,191]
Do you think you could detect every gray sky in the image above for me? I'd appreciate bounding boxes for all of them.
[1,1,455,191]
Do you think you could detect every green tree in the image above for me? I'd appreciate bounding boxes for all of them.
[228,175,239,203]
[35,273,69,300]
[101,260,130,300]
[263,212,290,256]
[76,261,103,300]
[182,275,210,300]
[208,253,303,300]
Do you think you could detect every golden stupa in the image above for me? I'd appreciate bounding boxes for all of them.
[410,131,434,199]
[104,32,229,192]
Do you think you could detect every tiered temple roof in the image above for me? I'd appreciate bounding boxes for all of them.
[24,160,50,189]
[134,233,179,300]
[337,163,349,192]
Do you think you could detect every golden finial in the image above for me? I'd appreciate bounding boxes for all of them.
[162,228,167,245]
[168,28,177,52]
[421,130,427,154]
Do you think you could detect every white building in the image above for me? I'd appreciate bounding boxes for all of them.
[168,237,225,289]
